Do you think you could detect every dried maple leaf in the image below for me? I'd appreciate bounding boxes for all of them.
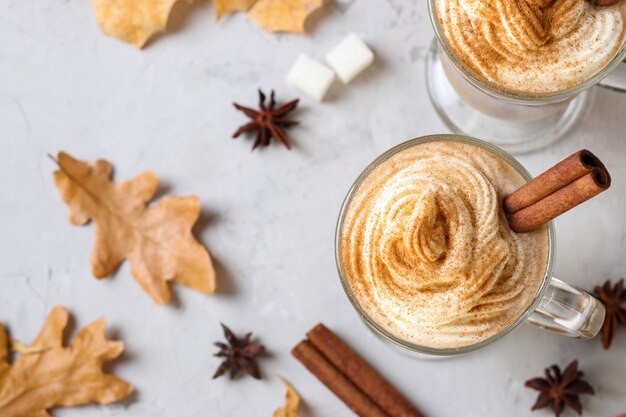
[248,0,325,33]
[91,0,184,48]
[273,376,301,417]
[52,152,216,305]
[214,0,256,19]
[0,306,133,417]
[9,339,50,355]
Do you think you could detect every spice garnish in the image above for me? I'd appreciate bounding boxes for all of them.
[595,278,626,349]
[213,323,265,379]
[525,360,595,417]
[232,89,300,150]
[292,323,424,417]
[503,150,611,233]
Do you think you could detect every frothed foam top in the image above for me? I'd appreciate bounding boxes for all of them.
[339,141,549,349]
[436,0,626,93]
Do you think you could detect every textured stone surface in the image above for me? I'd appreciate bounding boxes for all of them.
[1,1,625,416]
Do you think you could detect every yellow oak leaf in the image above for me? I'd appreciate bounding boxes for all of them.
[214,0,257,19]
[52,152,216,306]
[9,338,51,355]
[91,0,182,48]
[0,306,133,417]
[248,0,324,33]
[273,376,301,417]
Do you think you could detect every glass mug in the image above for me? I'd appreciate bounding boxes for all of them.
[426,0,626,154]
[335,134,606,357]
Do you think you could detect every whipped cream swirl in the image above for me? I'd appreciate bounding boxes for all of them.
[339,141,549,348]
[436,0,626,93]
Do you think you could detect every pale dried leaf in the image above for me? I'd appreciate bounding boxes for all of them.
[10,339,51,355]
[92,0,182,48]
[214,0,256,19]
[53,152,216,305]
[0,324,8,374]
[273,376,300,417]
[248,0,324,33]
[0,306,133,417]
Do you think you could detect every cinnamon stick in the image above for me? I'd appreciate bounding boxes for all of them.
[292,340,389,417]
[307,324,425,417]
[503,150,606,214]
[508,168,611,233]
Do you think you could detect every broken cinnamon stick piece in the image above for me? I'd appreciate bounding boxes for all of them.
[508,168,611,233]
[292,340,389,417]
[307,324,425,417]
[504,150,606,215]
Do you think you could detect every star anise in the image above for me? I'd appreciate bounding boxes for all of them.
[594,278,626,349]
[232,89,299,150]
[213,323,265,380]
[525,360,595,417]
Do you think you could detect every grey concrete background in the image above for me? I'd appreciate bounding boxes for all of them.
[1,1,625,416]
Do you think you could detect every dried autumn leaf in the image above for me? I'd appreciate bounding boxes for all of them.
[214,0,256,19]
[92,0,182,48]
[0,306,133,417]
[248,0,324,33]
[9,339,50,355]
[53,152,216,305]
[273,376,301,417]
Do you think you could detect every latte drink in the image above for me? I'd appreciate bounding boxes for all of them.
[435,0,626,93]
[339,140,549,349]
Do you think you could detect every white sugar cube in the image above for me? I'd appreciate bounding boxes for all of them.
[287,54,336,102]
[325,34,375,83]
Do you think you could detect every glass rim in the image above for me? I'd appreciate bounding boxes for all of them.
[427,0,626,102]
[334,134,557,356]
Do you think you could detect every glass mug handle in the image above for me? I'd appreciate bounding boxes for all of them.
[597,58,626,93]
[527,277,606,339]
